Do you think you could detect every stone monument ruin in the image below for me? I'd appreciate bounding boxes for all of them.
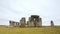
[9,20,19,27]
[27,15,42,27]
[9,15,54,27]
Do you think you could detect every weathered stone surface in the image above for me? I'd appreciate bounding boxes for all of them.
[27,15,42,27]
[38,18,42,26]
[9,20,19,27]
[9,21,15,27]
[20,17,26,27]
[27,21,35,27]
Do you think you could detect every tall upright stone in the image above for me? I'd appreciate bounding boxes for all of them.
[39,18,42,26]
[27,17,34,27]
[20,17,26,27]
[51,20,54,26]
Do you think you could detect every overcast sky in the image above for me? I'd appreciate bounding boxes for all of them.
[0,0,60,26]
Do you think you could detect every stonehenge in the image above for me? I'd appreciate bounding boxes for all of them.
[9,15,54,27]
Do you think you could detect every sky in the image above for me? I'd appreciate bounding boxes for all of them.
[0,0,60,26]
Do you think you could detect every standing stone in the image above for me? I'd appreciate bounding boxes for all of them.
[27,17,35,27]
[38,18,42,26]
[27,21,35,27]
[51,20,54,26]
[20,17,26,27]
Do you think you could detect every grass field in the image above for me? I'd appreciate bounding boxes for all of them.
[0,26,60,34]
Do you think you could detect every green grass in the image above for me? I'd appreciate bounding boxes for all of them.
[0,26,60,34]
